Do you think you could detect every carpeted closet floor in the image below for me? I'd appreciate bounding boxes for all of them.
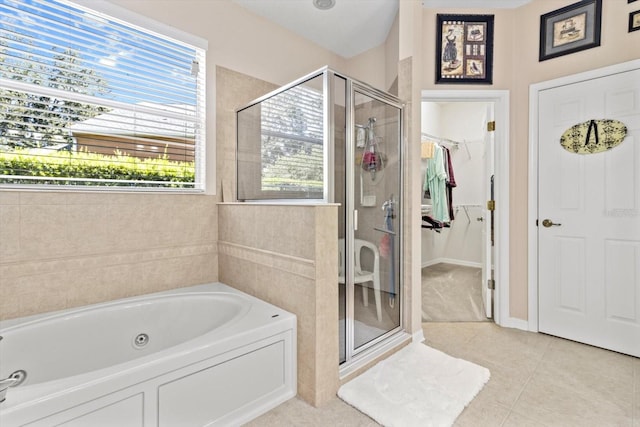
[422,263,490,322]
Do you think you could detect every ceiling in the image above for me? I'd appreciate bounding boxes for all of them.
[232,0,532,59]
[232,0,398,59]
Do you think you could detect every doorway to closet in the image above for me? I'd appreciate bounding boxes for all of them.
[421,100,493,322]
[421,90,510,326]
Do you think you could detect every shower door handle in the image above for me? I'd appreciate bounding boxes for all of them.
[354,209,358,231]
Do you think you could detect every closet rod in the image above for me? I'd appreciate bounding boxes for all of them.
[421,132,461,147]
[422,204,483,223]
[421,132,471,159]
[421,133,483,145]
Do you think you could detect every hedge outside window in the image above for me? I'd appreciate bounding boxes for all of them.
[0,0,206,190]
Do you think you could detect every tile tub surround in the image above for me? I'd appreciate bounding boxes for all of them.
[218,202,339,407]
[0,191,218,321]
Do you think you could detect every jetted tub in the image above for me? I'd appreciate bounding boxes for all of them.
[0,283,297,427]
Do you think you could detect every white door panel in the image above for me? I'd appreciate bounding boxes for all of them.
[538,68,640,357]
[555,236,586,313]
[605,240,639,322]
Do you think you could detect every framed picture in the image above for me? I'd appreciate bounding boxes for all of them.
[539,0,602,61]
[435,14,494,84]
[631,10,640,32]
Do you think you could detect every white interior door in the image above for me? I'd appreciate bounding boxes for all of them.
[537,68,640,357]
[481,105,494,318]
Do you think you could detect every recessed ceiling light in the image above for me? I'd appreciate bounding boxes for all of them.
[313,0,335,10]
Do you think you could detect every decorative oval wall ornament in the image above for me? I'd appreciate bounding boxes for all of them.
[560,119,627,154]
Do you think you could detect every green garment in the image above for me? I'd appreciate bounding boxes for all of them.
[423,144,450,223]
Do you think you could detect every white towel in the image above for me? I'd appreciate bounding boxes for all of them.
[356,127,366,148]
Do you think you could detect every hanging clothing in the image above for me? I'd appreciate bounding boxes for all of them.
[423,144,450,223]
[421,141,436,159]
[444,146,457,187]
[421,214,452,233]
[442,146,457,221]
[421,215,442,232]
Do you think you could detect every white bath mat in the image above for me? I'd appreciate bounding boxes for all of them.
[338,343,490,427]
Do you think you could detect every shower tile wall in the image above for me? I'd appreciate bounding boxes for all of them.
[0,192,218,321]
[353,99,400,292]
[218,203,339,408]
[216,66,339,408]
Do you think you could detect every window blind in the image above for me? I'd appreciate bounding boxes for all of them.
[0,0,206,190]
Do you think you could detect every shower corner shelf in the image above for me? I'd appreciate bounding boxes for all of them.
[374,226,396,235]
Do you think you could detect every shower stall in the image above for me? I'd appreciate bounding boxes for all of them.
[236,67,404,369]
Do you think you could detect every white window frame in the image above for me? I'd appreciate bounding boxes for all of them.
[0,0,208,192]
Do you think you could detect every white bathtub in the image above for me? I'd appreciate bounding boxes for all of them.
[0,283,297,427]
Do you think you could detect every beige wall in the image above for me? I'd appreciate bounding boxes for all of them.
[385,13,401,93]
[342,10,400,94]
[106,0,347,87]
[421,0,640,320]
[345,44,388,91]
[509,0,640,319]
[104,0,395,91]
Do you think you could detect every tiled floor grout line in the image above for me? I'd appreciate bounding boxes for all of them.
[497,373,536,426]
[498,338,553,427]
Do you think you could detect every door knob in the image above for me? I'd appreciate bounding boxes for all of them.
[542,219,561,227]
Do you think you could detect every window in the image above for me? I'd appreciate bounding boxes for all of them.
[237,74,324,200]
[0,0,206,190]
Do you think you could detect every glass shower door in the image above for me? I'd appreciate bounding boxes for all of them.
[341,86,402,362]
[352,88,402,352]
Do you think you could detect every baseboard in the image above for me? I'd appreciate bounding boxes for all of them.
[422,258,441,268]
[498,316,529,331]
[422,257,482,269]
[412,328,425,343]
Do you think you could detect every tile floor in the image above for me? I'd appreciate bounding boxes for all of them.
[247,322,640,426]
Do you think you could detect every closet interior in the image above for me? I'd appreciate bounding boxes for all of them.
[421,101,493,322]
